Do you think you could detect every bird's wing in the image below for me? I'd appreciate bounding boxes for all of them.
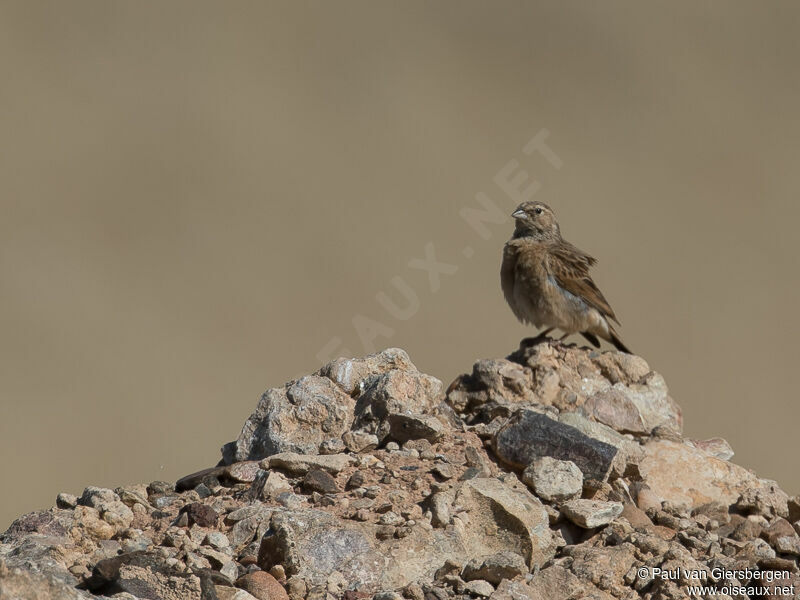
[547,241,620,325]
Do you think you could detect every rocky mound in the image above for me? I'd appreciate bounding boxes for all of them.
[2,341,798,600]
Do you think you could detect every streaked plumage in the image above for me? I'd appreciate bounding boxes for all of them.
[501,201,630,353]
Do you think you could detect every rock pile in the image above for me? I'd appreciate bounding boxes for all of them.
[2,341,797,600]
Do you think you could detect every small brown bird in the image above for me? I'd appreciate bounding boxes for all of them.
[501,200,631,353]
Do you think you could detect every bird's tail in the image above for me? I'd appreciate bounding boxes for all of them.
[608,328,632,354]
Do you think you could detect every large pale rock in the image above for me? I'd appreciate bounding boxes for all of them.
[638,439,777,511]
[560,499,623,528]
[492,409,620,481]
[229,376,356,462]
[454,477,555,569]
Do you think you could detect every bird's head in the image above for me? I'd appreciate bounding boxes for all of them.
[511,201,560,240]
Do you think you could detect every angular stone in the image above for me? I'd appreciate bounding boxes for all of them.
[521,458,582,503]
[264,452,356,475]
[561,499,623,528]
[225,461,263,483]
[461,551,527,584]
[342,431,379,453]
[353,369,443,441]
[230,376,356,463]
[181,503,219,528]
[464,580,495,597]
[216,586,260,600]
[387,413,445,443]
[685,438,734,460]
[583,373,681,435]
[317,348,417,395]
[492,409,618,481]
[0,565,86,600]
[734,480,789,518]
[303,469,339,494]
[319,438,346,455]
[77,487,134,531]
[455,478,554,568]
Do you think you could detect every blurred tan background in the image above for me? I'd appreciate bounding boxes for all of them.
[2,1,799,529]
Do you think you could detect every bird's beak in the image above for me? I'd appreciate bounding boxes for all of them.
[512,209,526,219]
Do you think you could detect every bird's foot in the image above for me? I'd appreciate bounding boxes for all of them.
[520,328,555,348]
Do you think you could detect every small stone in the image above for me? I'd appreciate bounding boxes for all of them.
[182,503,219,527]
[403,583,425,600]
[194,483,213,498]
[147,481,175,496]
[286,576,307,600]
[220,560,239,583]
[385,442,400,451]
[620,503,652,529]
[264,452,356,475]
[403,439,432,453]
[205,531,231,550]
[561,499,623,528]
[346,471,367,490]
[431,464,454,480]
[374,592,403,600]
[275,492,304,509]
[56,492,78,509]
[461,551,527,584]
[215,587,260,600]
[521,457,582,503]
[342,431,380,453]
[464,579,494,597]
[388,413,445,443]
[269,564,286,580]
[775,536,800,555]
[376,525,396,540]
[236,571,290,600]
[226,461,263,483]
[260,471,292,499]
[429,492,451,528]
[635,486,662,513]
[378,511,404,526]
[303,469,340,494]
[319,438,346,455]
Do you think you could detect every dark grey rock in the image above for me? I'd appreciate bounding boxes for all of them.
[492,409,618,481]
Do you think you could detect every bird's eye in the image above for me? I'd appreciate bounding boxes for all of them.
[534,207,543,215]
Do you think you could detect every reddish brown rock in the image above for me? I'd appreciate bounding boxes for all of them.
[237,571,289,600]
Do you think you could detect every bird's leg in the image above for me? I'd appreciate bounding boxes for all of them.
[521,328,555,347]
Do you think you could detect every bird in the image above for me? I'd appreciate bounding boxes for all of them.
[500,200,631,353]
